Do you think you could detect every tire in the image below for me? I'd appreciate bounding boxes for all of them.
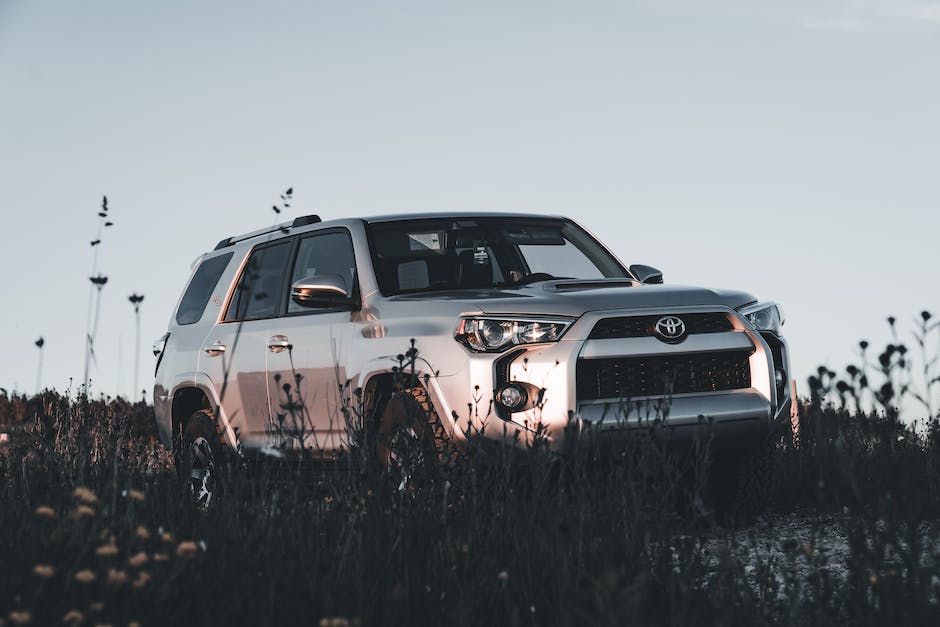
[709,438,775,525]
[375,388,451,479]
[179,409,223,508]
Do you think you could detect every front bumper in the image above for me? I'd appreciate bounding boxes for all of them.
[432,305,791,453]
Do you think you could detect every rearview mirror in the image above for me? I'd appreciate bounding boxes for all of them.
[290,275,354,308]
[629,264,664,285]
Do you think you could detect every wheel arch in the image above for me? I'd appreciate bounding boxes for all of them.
[170,386,212,452]
[356,365,459,440]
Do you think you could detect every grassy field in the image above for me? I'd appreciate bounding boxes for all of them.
[1,387,939,626]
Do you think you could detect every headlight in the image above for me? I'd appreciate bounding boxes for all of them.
[737,302,784,334]
[455,317,573,352]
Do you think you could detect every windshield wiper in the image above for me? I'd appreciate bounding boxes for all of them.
[511,273,573,286]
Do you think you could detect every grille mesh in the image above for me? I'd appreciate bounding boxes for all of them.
[577,351,752,400]
[589,313,733,340]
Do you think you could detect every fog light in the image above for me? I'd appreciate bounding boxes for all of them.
[497,384,527,411]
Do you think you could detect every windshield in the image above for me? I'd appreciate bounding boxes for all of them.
[366,217,629,296]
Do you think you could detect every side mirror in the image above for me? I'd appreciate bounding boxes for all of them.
[629,264,664,285]
[290,275,354,308]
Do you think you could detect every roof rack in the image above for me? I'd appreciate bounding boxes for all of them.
[214,214,322,250]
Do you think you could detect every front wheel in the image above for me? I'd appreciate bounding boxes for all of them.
[375,389,451,481]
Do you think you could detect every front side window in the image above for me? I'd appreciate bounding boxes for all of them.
[225,241,291,321]
[367,218,627,296]
[287,231,358,313]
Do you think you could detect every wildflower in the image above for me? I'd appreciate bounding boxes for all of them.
[0,432,9,445]
[135,526,150,541]
[132,571,151,590]
[32,564,55,579]
[127,552,149,568]
[7,610,31,625]
[152,552,169,563]
[176,541,198,558]
[106,568,129,588]
[126,489,145,502]
[324,495,334,504]
[72,505,96,519]
[62,610,84,625]
[95,544,119,558]
[33,506,56,519]
[74,569,96,584]
[72,487,98,505]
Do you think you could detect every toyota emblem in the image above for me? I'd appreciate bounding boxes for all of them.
[654,316,687,343]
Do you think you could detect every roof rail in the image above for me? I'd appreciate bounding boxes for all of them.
[213,214,322,250]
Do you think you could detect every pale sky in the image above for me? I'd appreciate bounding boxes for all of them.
[1,0,938,412]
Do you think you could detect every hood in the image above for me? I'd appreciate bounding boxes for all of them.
[390,279,757,316]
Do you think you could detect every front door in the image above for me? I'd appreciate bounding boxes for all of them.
[266,229,358,455]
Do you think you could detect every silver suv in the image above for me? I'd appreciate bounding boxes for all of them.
[154,213,790,502]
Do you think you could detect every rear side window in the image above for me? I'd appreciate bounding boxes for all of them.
[176,253,234,325]
[225,241,291,321]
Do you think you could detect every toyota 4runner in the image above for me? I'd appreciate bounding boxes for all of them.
[153,213,791,503]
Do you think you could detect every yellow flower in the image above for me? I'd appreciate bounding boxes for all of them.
[95,544,119,558]
[106,568,129,588]
[127,489,145,502]
[73,569,96,584]
[134,526,150,541]
[71,505,96,519]
[176,541,198,558]
[127,552,149,569]
[32,564,55,579]
[62,610,84,625]
[132,571,152,590]
[72,486,98,505]
[33,506,56,519]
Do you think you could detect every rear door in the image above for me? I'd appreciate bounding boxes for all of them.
[265,229,358,455]
[200,239,292,448]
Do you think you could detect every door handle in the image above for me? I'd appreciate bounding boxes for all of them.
[204,342,226,357]
[268,335,291,353]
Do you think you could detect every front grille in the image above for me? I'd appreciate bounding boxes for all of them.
[589,313,733,340]
[577,350,752,400]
